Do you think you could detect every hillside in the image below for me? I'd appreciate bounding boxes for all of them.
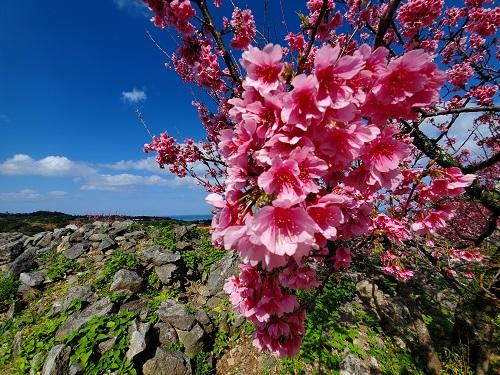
[0,218,496,374]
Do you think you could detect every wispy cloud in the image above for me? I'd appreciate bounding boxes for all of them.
[112,0,147,10]
[0,154,198,192]
[47,190,69,198]
[103,157,159,173]
[121,88,147,104]
[0,189,41,201]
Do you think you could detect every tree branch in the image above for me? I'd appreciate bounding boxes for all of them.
[297,0,329,74]
[374,0,402,48]
[192,0,241,86]
[463,152,500,174]
[420,106,500,118]
[401,120,500,215]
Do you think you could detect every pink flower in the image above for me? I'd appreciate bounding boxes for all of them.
[241,44,284,95]
[281,74,324,129]
[466,7,500,37]
[365,49,445,123]
[334,247,352,269]
[257,156,305,205]
[307,193,346,240]
[362,126,410,173]
[249,204,316,257]
[314,44,364,108]
[447,63,474,87]
[230,8,256,50]
[428,167,476,198]
[291,147,328,194]
[279,264,320,290]
[396,0,444,38]
[253,311,305,357]
[411,205,455,234]
[395,269,414,281]
[312,111,379,170]
[285,33,306,52]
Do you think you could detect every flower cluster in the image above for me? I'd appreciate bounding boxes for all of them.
[230,8,256,50]
[206,42,458,355]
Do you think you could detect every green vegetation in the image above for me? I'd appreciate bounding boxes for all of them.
[0,272,19,310]
[65,310,138,375]
[43,251,82,281]
[280,278,425,375]
[0,211,79,235]
[92,250,138,291]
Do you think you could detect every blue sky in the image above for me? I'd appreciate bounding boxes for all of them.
[0,0,218,216]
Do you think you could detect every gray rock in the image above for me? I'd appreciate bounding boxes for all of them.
[88,233,107,242]
[340,353,370,375]
[56,297,114,337]
[56,237,71,253]
[119,298,149,320]
[156,299,195,331]
[195,309,214,334]
[65,224,78,231]
[175,241,192,251]
[140,246,181,266]
[204,252,238,297]
[154,322,178,345]
[36,233,53,248]
[9,247,36,275]
[124,231,146,239]
[20,270,46,287]
[63,243,90,260]
[30,352,45,375]
[42,344,71,375]
[68,363,84,375]
[51,285,94,316]
[155,264,178,285]
[69,230,84,243]
[0,233,24,266]
[97,236,117,252]
[12,331,22,358]
[126,319,151,361]
[142,348,192,375]
[173,226,189,240]
[110,270,142,294]
[109,220,133,236]
[98,336,116,354]
[176,323,205,355]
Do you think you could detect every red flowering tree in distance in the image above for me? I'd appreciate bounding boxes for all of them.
[141,0,499,368]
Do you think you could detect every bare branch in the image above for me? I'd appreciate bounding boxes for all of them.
[297,0,330,74]
[420,106,500,118]
[374,0,402,48]
[192,0,241,86]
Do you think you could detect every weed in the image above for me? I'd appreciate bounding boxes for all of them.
[92,250,137,291]
[41,251,81,281]
[0,272,19,309]
[64,311,138,375]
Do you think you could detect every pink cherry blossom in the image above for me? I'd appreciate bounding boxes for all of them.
[241,44,284,95]
[334,247,352,269]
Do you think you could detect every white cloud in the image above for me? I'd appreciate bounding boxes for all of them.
[81,173,169,191]
[121,88,147,104]
[0,154,95,177]
[104,157,160,173]
[47,190,69,198]
[0,154,204,192]
[0,189,41,201]
[113,0,147,10]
